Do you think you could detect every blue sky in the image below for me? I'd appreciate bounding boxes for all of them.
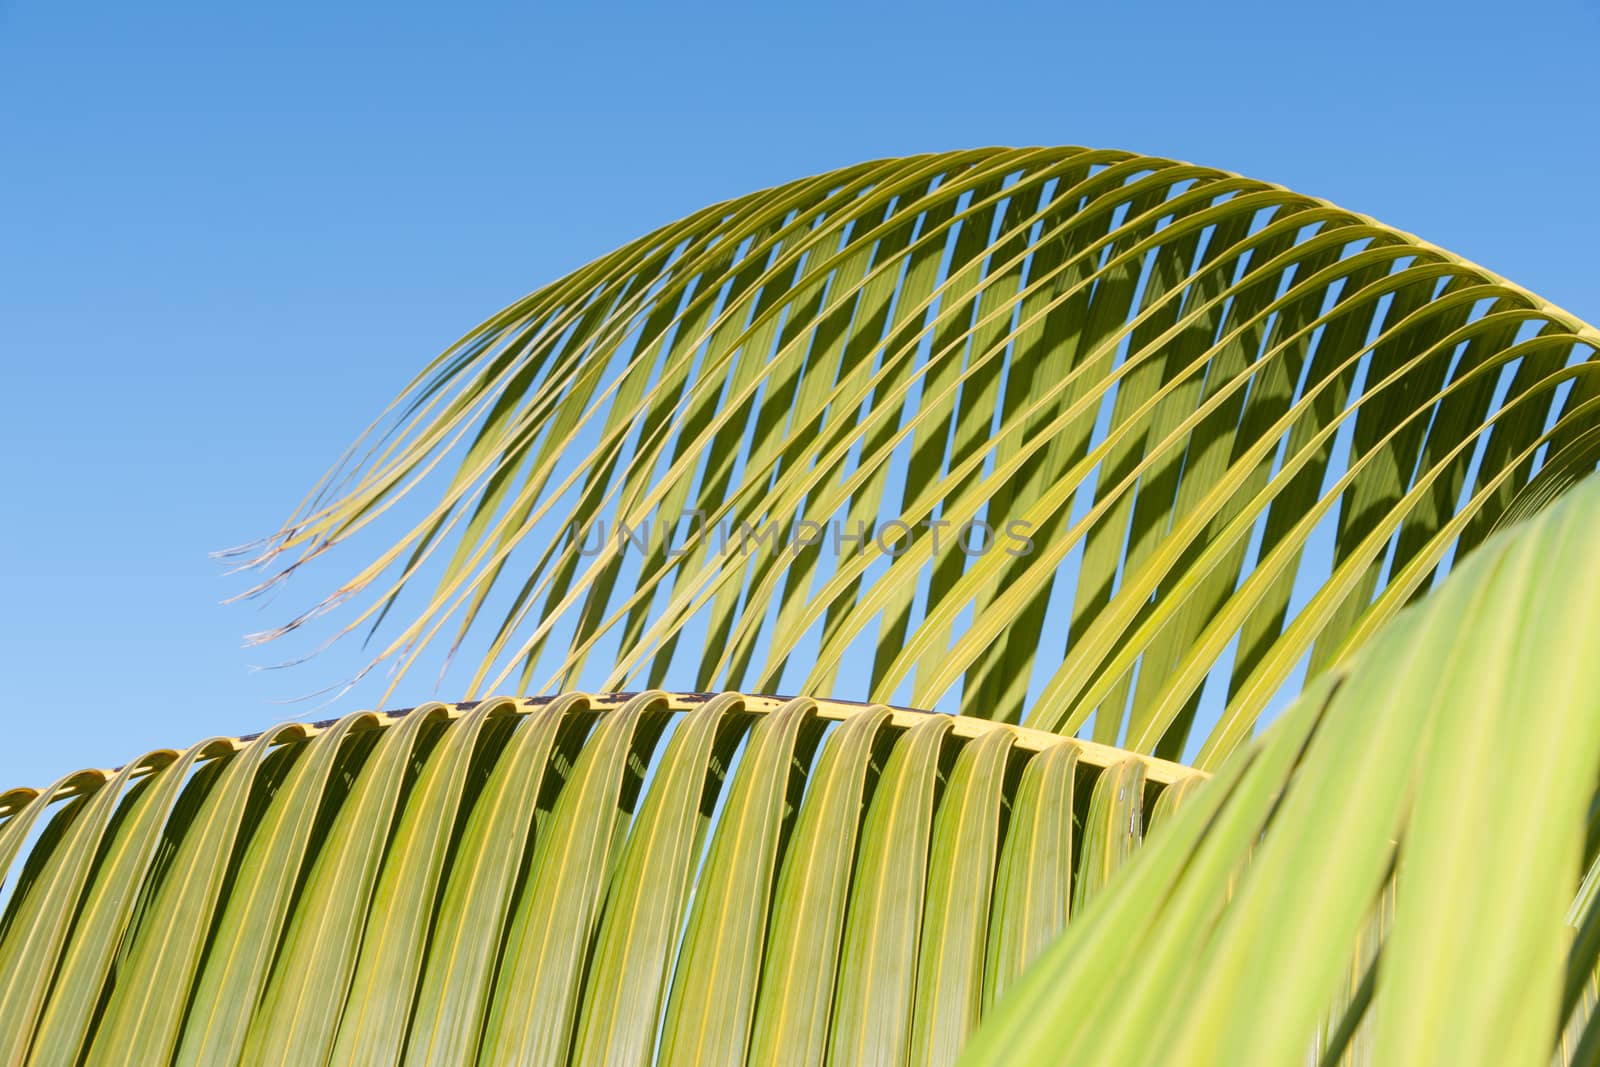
[3,0,1597,789]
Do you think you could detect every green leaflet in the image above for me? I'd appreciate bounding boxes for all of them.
[982,741,1079,1009]
[909,728,1014,1066]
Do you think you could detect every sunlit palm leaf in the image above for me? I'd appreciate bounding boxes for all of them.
[234,146,1600,766]
[0,693,1193,1065]
[961,468,1600,1067]
[8,146,1600,1066]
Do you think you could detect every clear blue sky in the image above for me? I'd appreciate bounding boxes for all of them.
[3,0,1597,789]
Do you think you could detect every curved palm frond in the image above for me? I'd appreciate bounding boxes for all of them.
[0,693,1192,1065]
[235,146,1600,766]
[962,468,1600,1067]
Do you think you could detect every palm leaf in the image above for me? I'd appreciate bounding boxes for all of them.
[8,147,1599,1063]
[231,146,1600,765]
[0,693,1193,1064]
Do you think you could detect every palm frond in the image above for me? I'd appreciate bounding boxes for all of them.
[235,146,1600,765]
[961,468,1600,1067]
[0,693,1192,1065]
[12,147,1600,1066]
